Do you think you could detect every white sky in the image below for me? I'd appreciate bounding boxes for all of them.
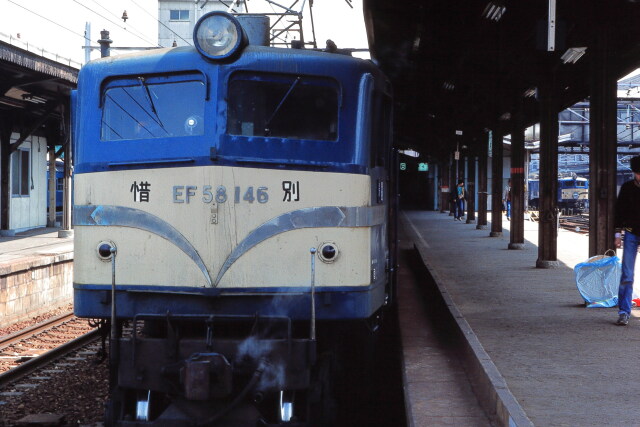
[0,0,369,65]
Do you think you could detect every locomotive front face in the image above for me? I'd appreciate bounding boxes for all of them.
[73,27,391,323]
[72,13,394,425]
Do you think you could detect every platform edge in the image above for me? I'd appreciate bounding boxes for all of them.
[408,232,534,427]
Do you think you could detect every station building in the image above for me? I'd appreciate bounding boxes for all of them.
[0,34,77,236]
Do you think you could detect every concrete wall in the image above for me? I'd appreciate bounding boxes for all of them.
[9,134,47,232]
[0,254,73,325]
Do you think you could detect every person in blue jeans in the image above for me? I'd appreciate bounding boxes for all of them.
[615,156,640,325]
[454,180,465,221]
[503,179,512,221]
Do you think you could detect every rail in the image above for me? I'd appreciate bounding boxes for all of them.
[0,313,100,389]
[0,312,75,349]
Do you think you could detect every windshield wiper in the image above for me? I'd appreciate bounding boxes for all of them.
[264,76,301,136]
[138,77,168,134]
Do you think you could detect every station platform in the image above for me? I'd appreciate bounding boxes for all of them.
[400,210,640,427]
[0,227,73,325]
[0,227,73,269]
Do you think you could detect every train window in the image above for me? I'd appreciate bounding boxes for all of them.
[101,74,205,141]
[227,73,339,141]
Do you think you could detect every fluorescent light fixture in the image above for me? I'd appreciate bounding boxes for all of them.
[21,94,47,104]
[500,112,511,121]
[399,149,420,158]
[443,81,455,91]
[561,47,587,64]
[482,1,506,21]
[523,87,538,98]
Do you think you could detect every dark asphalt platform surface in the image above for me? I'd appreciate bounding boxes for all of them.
[401,210,640,427]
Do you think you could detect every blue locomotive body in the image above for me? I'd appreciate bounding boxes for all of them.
[528,176,589,212]
[46,161,63,211]
[72,12,396,426]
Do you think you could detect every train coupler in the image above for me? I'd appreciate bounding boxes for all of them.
[181,352,233,400]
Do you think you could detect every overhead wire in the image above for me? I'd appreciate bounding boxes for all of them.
[4,0,85,39]
[128,0,192,46]
[219,1,241,13]
[72,0,160,48]
[3,0,162,62]
[86,0,161,47]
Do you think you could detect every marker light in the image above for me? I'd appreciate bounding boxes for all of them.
[97,241,116,261]
[193,12,246,60]
[318,242,339,263]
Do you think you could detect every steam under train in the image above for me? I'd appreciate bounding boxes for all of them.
[528,175,589,212]
[72,11,397,426]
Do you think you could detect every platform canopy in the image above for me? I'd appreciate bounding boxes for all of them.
[0,39,78,232]
[363,0,640,158]
[0,40,77,125]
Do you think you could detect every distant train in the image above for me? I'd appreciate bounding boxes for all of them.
[46,160,63,211]
[528,175,589,212]
[72,11,396,426]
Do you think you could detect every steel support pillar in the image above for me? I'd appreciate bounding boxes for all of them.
[59,103,73,238]
[46,123,60,228]
[588,30,617,257]
[536,83,560,268]
[0,116,11,234]
[47,145,57,227]
[476,136,488,229]
[466,155,476,223]
[509,119,525,249]
[490,128,503,237]
[449,154,456,216]
[440,160,450,213]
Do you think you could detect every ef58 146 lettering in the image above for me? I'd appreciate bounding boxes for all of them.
[173,185,269,204]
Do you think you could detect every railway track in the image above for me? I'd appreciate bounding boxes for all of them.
[0,312,100,388]
[559,214,590,234]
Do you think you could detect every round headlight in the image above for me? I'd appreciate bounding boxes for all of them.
[97,241,116,261]
[194,12,245,60]
[317,242,339,264]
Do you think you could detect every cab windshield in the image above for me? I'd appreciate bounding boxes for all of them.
[227,72,339,141]
[101,74,205,141]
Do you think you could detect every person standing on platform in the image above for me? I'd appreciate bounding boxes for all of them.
[615,156,640,326]
[455,180,465,221]
[503,179,512,221]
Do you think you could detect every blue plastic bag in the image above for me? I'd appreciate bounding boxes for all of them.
[574,253,621,308]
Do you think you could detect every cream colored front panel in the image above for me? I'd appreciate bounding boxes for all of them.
[220,227,371,288]
[561,188,588,200]
[75,226,204,286]
[74,166,372,288]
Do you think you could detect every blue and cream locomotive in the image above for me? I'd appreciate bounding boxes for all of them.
[72,12,396,426]
[528,175,589,212]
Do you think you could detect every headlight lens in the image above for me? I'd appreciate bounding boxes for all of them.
[194,12,244,60]
[318,242,339,263]
[97,241,116,261]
